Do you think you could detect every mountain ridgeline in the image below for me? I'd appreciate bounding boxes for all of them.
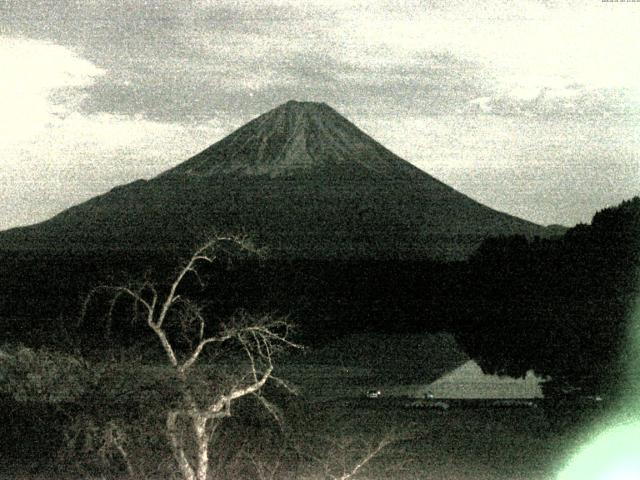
[0,101,551,260]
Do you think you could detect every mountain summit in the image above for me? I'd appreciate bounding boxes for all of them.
[0,101,551,259]
[162,100,422,179]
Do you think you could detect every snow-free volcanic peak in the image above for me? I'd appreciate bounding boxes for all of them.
[162,100,424,179]
[0,101,552,259]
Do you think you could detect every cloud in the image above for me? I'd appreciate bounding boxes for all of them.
[0,37,104,143]
[4,0,637,121]
[331,0,640,116]
[467,86,640,118]
[0,37,228,230]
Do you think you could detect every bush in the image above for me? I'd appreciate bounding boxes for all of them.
[0,343,91,403]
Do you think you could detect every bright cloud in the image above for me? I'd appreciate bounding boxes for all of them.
[333,1,640,108]
[0,37,104,143]
[0,37,227,231]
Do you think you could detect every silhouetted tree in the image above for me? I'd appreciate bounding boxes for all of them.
[454,197,640,398]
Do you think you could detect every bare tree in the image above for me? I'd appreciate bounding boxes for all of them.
[326,436,391,480]
[296,433,400,480]
[84,236,300,480]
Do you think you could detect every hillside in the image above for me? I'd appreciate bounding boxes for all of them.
[0,101,551,260]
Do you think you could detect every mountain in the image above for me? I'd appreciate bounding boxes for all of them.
[161,100,428,179]
[0,101,551,260]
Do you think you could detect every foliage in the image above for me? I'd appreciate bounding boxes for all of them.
[0,343,91,403]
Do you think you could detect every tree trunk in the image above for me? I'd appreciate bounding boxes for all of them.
[194,415,210,480]
[167,411,196,480]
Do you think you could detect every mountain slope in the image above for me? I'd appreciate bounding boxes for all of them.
[162,100,425,179]
[0,101,550,260]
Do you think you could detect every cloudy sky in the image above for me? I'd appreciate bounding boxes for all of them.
[1,0,638,230]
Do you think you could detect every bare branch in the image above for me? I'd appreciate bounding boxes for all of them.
[268,374,300,396]
[151,325,179,367]
[91,285,179,366]
[250,452,282,480]
[253,392,284,425]
[118,287,153,314]
[80,236,301,480]
[179,310,299,374]
[324,436,394,480]
[191,255,215,265]
[156,238,218,329]
[85,285,153,317]
[97,421,138,479]
[206,362,274,418]
[174,298,207,349]
[240,336,259,383]
[336,437,391,480]
[178,335,232,374]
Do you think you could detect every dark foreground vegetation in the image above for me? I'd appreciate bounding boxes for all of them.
[0,387,610,480]
[455,196,640,400]
[1,197,638,478]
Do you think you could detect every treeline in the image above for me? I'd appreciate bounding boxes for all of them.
[0,248,462,347]
[1,198,638,396]
[452,197,640,397]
